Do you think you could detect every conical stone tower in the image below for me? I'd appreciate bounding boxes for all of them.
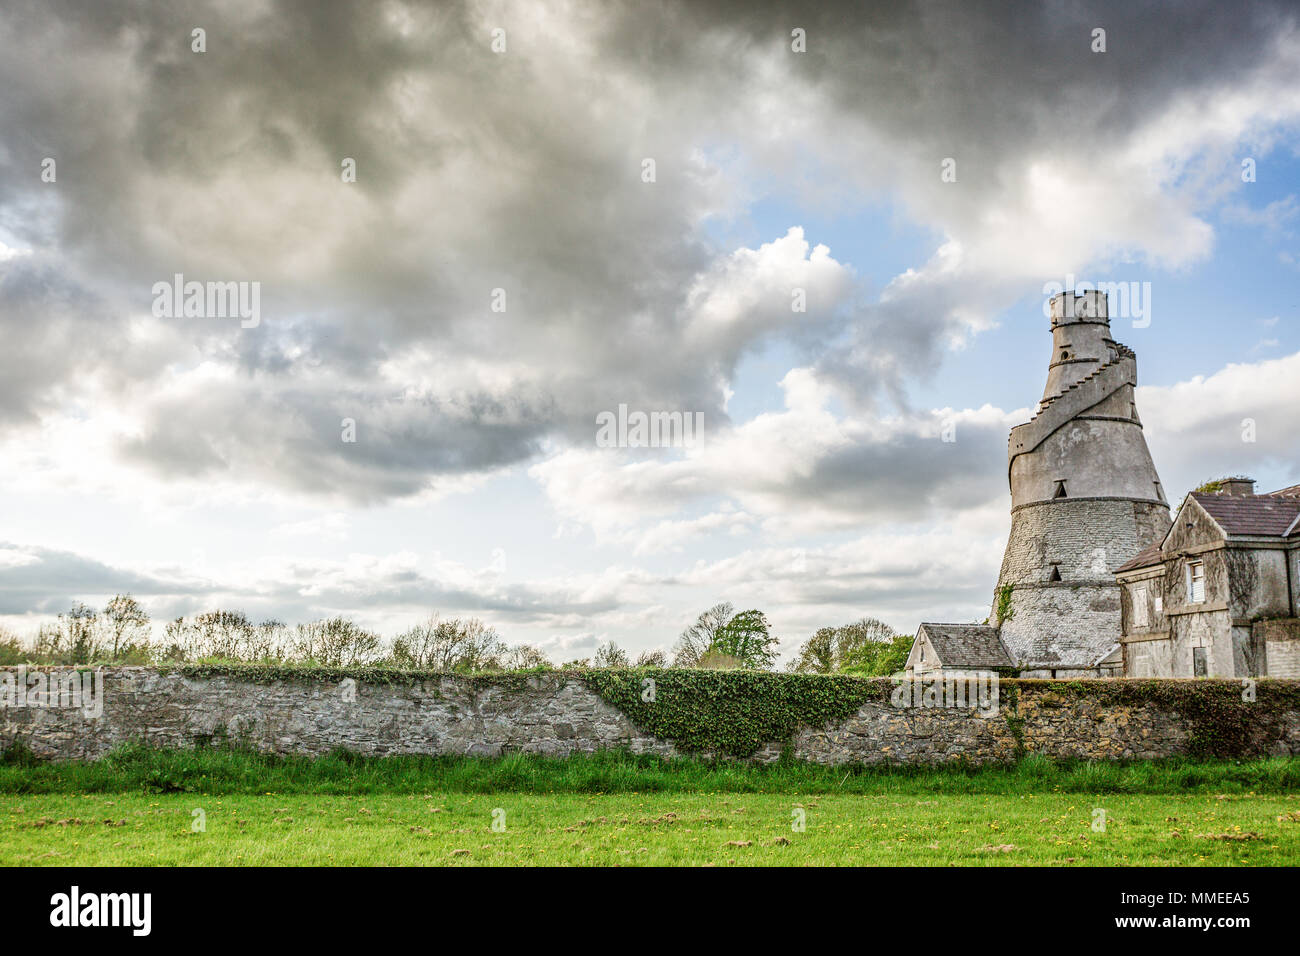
[993,290,1171,676]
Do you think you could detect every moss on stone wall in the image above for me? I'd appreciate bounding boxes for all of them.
[1025,678,1300,758]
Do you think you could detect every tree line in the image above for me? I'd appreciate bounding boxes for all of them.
[0,595,912,676]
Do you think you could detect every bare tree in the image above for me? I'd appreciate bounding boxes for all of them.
[500,644,551,670]
[634,648,668,667]
[389,616,505,671]
[592,641,630,667]
[292,617,384,666]
[103,594,150,660]
[672,602,734,667]
[165,610,256,661]
[32,603,106,664]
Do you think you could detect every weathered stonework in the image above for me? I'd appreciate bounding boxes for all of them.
[1257,619,1300,679]
[4,667,1299,765]
[993,291,1171,672]
[0,669,676,761]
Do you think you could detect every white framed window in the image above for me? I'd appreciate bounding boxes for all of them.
[1186,560,1205,604]
[1132,586,1149,627]
[1153,593,1163,616]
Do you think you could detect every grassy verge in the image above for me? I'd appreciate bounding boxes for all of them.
[4,743,1300,796]
[4,791,1299,866]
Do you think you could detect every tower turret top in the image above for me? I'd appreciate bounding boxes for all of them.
[1050,289,1110,326]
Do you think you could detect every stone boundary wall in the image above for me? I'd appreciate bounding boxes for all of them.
[3,667,1300,764]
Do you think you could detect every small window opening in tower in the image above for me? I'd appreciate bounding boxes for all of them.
[1060,350,1069,361]
[1048,565,1061,582]
[1053,480,1067,498]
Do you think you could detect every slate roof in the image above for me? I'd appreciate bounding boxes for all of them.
[917,623,1013,669]
[1115,543,1163,574]
[1117,489,1300,574]
[1096,644,1122,666]
[1191,491,1300,538]
[1015,620,1124,670]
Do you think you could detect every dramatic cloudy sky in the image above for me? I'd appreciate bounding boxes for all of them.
[2,0,1299,662]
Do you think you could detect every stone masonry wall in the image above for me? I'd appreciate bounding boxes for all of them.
[996,499,1170,670]
[5,668,1300,765]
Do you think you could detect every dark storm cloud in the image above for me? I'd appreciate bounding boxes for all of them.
[0,542,215,614]
[0,0,1294,498]
[771,419,1008,520]
[0,540,626,628]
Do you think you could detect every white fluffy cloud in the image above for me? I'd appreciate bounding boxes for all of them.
[532,365,1021,548]
[2,1,1299,652]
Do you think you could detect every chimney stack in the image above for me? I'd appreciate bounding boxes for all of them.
[1219,477,1256,497]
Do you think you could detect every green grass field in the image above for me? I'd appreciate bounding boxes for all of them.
[5,791,1300,866]
[3,747,1299,865]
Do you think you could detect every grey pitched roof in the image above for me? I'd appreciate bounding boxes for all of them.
[1096,644,1122,666]
[1115,543,1163,574]
[1014,619,1123,669]
[1117,485,1300,575]
[917,623,1013,669]
[1191,491,1300,538]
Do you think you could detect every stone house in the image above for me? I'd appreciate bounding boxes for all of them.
[1114,478,1300,677]
[904,623,1014,677]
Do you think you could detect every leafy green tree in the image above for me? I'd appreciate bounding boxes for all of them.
[788,617,896,674]
[710,609,779,670]
[840,633,915,677]
[788,627,837,674]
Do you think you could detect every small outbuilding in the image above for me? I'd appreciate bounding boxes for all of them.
[905,623,1015,677]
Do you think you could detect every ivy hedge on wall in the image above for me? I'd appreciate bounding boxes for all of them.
[163,661,562,693]
[583,669,893,757]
